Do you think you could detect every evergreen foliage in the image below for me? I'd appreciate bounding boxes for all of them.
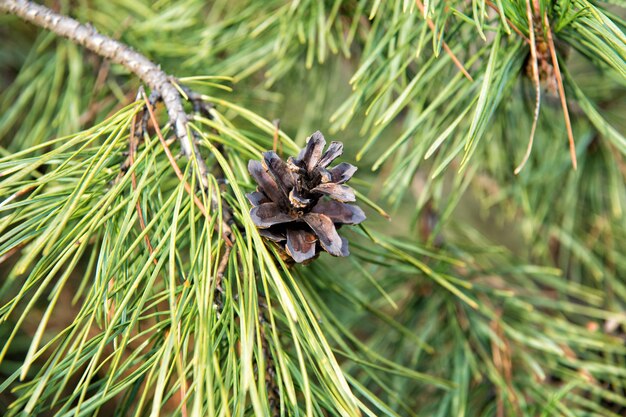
[0,0,625,416]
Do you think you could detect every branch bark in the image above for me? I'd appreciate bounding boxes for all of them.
[0,0,210,186]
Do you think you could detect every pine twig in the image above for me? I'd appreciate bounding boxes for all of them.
[544,11,577,170]
[215,244,232,289]
[0,0,211,186]
[0,0,232,245]
[128,100,158,265]
[514,0,542,175]
[141,91,234,246]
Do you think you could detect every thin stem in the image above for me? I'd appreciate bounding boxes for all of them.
[514,0,541,175]
[128,101,158,265]
[544,12,577,170]
[141,91,233,246]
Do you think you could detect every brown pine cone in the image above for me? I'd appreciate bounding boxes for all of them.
[247,131,366,263]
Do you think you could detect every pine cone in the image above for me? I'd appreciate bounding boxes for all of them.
[247,131,366,263]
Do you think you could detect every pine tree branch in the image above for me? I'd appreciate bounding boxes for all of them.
[0,0,211,186]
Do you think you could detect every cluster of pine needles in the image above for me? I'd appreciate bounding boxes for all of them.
[0,0,625,416]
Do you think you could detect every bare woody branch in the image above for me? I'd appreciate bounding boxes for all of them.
[0,0,211,186]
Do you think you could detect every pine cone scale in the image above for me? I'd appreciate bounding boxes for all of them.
[318,141,343,168]
[246,191,269,206]
[300,131,326,172]
[302,212,346,257]
[263,151,296,192]
[311,201,365,224]
[260,228,286,242]
[311,183,355,202]
[286,229,317,263]
[328,162,357,184]
[248,160,283,203]
[250,202,296,228]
